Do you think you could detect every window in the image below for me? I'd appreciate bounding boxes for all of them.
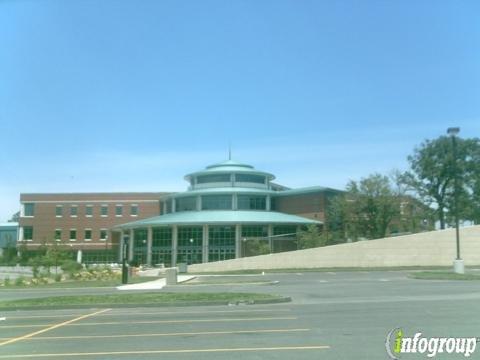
[201,195,232,210]
[235,173,265,184]
[24,203,34,217]
[86,205,93,217]
[130,204,138,216]
[237,195,267,210]
[178,226,203,246]
[209,226,235,247]
[209,226,236,262]
[152,228,172,247]
[70,205,78,217]
[101,205,108,217]
[176,197,197,212]
[84,229,92,241]
[55,229,62,242]
[196,174,231,184]
[241,225,268,239]
[100,229,108,241]
[70,229,77,241]
[133,229,148,248]
[23,226,33,241]
[55,205,63,217]
[115,205,123,216]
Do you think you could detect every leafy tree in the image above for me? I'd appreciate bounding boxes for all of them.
[244,239,270,257]
[326,173,421,241]
[297,224,327,249]
[402,136,480,228]
[345,174,401,239]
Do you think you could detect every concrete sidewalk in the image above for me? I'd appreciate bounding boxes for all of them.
[116,275,196,290]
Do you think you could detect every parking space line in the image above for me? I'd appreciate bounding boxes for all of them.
[0,345,330,358]
[4,307,291,320]
[0,316,297,329]
[73,316,297,326]
[0,309,111,347]
[0,328,310,341]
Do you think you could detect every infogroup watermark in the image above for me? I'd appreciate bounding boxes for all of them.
[385,328,478,359]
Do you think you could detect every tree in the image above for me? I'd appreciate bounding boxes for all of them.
[327,173,413,241]
[344,174,402,240]
[297,224,327,249]
[402,136,480,228]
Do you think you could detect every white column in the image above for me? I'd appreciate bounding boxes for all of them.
[232,194,238,210]
[202,225,209,263]
[171,198,176,213]
[147,227,153,266]
[266,195,271,211]
[172,225,178,267]
[119,230,124,262]
[235,224,242,258]
[197,196,202,211]
[268,224,273,253]
[128,229,134,261]
[76,249,82,264]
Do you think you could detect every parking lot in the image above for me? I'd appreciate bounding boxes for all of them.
[1,271,479,359]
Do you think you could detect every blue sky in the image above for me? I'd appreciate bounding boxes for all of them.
[0,0,479,221]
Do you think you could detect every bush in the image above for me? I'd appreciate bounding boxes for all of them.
[3,277,10,286]
[54,274,62,282]
[15,276,26,286]
[129,259,140,267]
[61,260,82,277]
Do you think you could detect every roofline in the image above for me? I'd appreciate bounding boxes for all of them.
[273,186,343,197]
[20,192,171,196]
[113,211,321,230]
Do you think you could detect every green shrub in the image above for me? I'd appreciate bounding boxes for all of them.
[3,277,10,286]
[54,274,62,282]
[15,276,26,286]
[61,260,82,276]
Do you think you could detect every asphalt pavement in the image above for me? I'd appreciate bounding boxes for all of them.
[0,271,479,359]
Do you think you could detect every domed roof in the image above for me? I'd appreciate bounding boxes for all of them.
[184,159,275,181]
[205,160,254,171]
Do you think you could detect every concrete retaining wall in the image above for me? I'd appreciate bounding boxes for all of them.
[189,226,480,272]
[0,266,62,279]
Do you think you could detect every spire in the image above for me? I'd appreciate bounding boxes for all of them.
[228,142,232,160]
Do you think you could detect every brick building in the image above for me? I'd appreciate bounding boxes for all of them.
[17,160,340,264]
[18,193,168,262]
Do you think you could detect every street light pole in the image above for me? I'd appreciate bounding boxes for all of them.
[447,127,464,274]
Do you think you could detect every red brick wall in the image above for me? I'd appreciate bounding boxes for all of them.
[19,193,166,250]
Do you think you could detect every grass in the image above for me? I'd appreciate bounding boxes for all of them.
[0,276,161,289]
[0,292,284,309]
[183,276,274,285]
[189,266,471,275]
[408,271,480,281]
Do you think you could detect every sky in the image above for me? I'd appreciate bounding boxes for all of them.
[0,0,479,222]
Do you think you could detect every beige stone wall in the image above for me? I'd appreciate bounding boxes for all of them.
[189,225,480,272]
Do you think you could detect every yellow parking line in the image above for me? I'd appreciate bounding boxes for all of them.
[4,307,291,319]
[0,328,310,341]
[0,316,296,329]
[0,309,111,347]
[0,345,330,358]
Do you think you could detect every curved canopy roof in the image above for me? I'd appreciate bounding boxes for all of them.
[184,160,275,182]
[114,210,321,230]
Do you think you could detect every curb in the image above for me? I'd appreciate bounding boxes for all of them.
[0,297,291,311]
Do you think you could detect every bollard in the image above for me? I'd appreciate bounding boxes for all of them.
[165,268,178,285]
